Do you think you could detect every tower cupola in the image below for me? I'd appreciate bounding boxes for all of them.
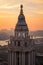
[15,5,29,38]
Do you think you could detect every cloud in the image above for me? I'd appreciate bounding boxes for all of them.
[0,4,19,9]
[23,1,43,16]
[0,0,43,16]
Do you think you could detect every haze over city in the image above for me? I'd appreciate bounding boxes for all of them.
[0,0,43,31]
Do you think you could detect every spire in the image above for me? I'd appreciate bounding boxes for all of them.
[20,5,23,14]
[15,4,29,32]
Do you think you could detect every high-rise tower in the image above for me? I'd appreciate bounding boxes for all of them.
[8,5,35,65]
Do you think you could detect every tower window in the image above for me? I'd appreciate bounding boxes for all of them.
[18,41,20,46]
[14,41,16,46]
[25,52,28,65]
[16,52,19,65]
[24,42,27,47]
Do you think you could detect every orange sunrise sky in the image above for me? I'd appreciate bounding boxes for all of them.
[0,0,43,31]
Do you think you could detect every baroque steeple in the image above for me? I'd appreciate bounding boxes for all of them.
[15,5,28,31]
[15,5,29,38]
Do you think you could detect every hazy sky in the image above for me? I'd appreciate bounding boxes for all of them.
[0,0,43,31]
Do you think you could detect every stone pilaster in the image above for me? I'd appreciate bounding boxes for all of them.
[15,52,16,65]
[9,51,12,65]
[12,52,14,65]
[22,52,25,65]
[28,52,30,65]
[19,52,22,65]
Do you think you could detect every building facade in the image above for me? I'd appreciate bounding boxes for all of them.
[8,5,36,65]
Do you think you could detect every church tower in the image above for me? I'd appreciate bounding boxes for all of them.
[15,5,30,39]
[8,5,35,65]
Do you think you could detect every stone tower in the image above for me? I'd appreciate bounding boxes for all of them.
[8,5,35,65]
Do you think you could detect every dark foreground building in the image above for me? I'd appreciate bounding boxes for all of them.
[0,5,43,65]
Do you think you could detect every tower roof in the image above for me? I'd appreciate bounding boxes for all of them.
[15,5,29,31]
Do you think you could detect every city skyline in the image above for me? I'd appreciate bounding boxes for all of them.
[0,0,43,31]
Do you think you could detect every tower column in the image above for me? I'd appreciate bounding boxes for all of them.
[28,52,30,65]
[22,52,25,65]
[19,52,22,65]
[15,52,16,65]
[8,51,12,65]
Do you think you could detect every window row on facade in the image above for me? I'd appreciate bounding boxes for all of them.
[11,41,29,47]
